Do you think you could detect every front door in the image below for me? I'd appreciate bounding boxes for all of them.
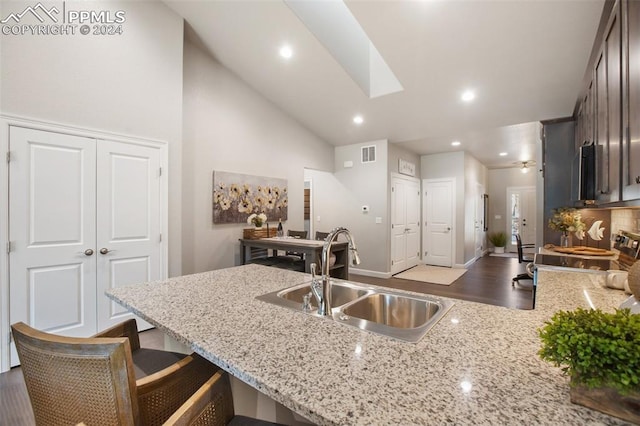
[507,186,536,251]
[390,176,420,274]
[423,178,454,267]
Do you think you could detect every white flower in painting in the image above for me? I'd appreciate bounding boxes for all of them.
[266,198,276,210]
[238,199,253,213]
[242,184,251,196]
[213,191,223,203]
[229,184,240,199]
[219,198,231,210]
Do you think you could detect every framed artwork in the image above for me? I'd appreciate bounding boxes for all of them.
[212,171,288,224]
[399,159,416,176]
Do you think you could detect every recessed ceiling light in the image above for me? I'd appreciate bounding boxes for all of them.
[461,90,475,102]
[279,45,293,59]
[451,141,461,146]
[499,152,508,156]
[353,115,364,125]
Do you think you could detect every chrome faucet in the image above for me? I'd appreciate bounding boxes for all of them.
[309,227,361,316]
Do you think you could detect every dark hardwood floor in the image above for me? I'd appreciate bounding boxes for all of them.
[350,254,534,310]
[0,254,531,425]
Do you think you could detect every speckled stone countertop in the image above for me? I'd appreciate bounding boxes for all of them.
[106,265,631,425]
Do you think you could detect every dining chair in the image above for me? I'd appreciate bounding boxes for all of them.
[512,233,535,286]
[315,231,330,241]
[11,321,218,426]
[284,230,308,260]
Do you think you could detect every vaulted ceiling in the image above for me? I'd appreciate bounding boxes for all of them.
[165,0,604,169]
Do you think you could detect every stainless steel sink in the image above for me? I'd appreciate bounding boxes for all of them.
[278,281,370,308]
[256,280,454,343]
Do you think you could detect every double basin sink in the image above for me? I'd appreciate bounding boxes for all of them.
[256,280,454,343]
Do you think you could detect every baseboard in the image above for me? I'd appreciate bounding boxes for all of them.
[349,268,392,279]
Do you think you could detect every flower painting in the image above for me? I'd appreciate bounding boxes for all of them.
[212,171,288,224]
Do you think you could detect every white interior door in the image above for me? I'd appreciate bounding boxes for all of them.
[423,178,454,267]
[390,176,420,274]
[9,127,98,365]
[96,141,161,331]
[507,186,537,251]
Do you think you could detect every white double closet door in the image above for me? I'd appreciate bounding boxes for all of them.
[9,127,162,365]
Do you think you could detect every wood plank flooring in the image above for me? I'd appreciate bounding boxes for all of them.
[0,254,532,425]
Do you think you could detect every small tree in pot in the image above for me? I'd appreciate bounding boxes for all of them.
[488,232,507,254]
[538,308,640,423]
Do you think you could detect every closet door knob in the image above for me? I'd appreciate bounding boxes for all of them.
[84,249,94,256]
[99,248,110,255]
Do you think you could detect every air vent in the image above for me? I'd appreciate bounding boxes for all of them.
[361,145,376,163]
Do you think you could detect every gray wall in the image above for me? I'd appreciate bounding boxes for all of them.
[0,0,185,276]
[543,121,575,245]
[182,39,334,274]
[334,141,390,273]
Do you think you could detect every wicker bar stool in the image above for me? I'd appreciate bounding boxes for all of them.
[11,321,218,426]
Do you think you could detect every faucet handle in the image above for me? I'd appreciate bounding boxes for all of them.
[310,262,317,279]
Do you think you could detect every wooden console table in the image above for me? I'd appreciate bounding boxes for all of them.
[239,237,349,279]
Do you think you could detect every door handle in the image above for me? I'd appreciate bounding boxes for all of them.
[83,249,94,256]
[99,248,110,255]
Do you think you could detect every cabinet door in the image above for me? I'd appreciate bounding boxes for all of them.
[625,0,640,199]
[9,127,97,365]
[606,8,622,203]
[595,5,622,204]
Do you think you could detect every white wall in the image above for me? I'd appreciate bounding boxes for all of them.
[181,39,334,274]
[0,0,185,276]
[487,168,537,237]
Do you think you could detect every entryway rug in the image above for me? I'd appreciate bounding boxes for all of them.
[489,252,518,258]
[394,264,467,285]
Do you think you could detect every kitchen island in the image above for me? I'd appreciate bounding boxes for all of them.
[106,264,630,425]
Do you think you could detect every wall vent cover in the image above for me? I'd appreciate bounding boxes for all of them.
[361,145,376,163]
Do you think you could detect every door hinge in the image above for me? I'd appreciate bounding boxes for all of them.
[6,241,11,254]
[159,167,162,177]
[391,260,394,265]
[391,186,394,192]
[159,233,162,242]
[6,151,10,163]
[424,251,428,257]
[9,330,13,344]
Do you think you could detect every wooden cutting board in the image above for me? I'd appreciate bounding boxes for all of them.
[545,244,616,256]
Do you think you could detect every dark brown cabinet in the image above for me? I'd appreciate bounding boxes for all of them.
[594,4,622,203]
[623,0,640,200]
[574,0,640,204]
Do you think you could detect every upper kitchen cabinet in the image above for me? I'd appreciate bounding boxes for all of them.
[623,0,640,200]
[594,1,622,204]
[574,0,640,204]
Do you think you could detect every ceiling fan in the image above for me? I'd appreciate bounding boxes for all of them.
[514,160,536,174]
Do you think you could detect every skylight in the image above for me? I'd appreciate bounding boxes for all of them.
[284,0,403,99]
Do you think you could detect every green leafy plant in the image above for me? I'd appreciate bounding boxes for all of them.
[548,207,586,234]
[488,231,507,247]
[538,308,640,394]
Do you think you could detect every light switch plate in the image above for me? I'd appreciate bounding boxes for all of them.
[375,217,382,224]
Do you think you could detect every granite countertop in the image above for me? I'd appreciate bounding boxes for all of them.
[106,264,631,425]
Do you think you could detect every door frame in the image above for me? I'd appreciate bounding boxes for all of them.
[0,114,168,373]
[390,173,421,275]
[422,177,456,268]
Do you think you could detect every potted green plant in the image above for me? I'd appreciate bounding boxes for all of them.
[538,308,640,423]
[488,231,507,254]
